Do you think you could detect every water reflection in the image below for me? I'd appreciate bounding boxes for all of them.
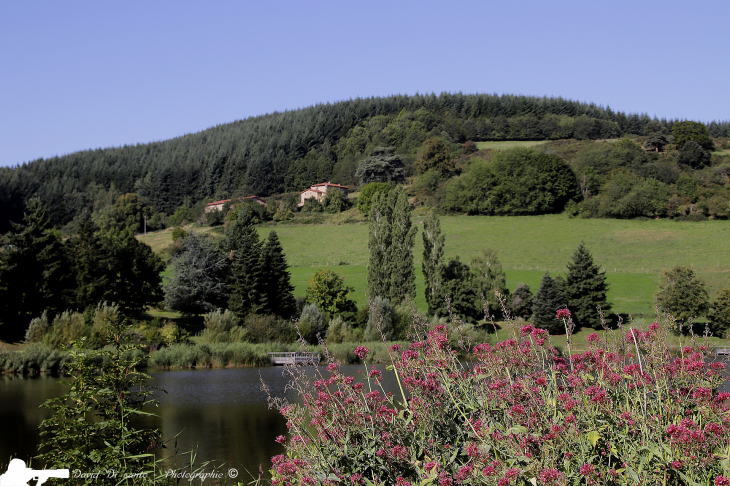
[0,364,400,476]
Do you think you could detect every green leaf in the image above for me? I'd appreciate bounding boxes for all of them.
[586,430,600,447]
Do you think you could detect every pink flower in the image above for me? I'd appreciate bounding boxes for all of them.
[556,308,571,320]
[579,464,594,476]
[389,343,401,352]
[715,476,730,486]
[671,461,682,469]
[354,346,369,360]
[587,332,600,344]
[275,435,286,444]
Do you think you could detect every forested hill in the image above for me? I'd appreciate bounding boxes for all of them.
[2,93,729,232]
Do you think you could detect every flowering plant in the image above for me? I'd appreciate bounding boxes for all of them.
[265,305,730,485]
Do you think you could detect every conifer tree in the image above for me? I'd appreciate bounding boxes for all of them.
[66,212,111,310]
[422,210,444,315]
[0,199,72,341]
[164,232,229,315]
[226,209,264,318]
[531,272,567,334]
[655,265,709,324]
[564,242,611,329]
[259,230,297,318]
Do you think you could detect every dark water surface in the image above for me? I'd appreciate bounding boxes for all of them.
[0,364,399,476]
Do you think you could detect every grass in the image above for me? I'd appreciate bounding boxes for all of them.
[140,212,730,317]
[475,140,548,150]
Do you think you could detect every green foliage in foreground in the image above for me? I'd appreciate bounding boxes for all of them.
[38,313,162,483]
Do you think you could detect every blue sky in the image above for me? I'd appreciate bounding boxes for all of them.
[1,0,729,167]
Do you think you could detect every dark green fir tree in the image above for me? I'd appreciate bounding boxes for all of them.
[0,199,72,341]
[564,242,611,329]
[66,212,111,310]
[259,230,296,319]
[226,209,263,318]
[531,272,567,334]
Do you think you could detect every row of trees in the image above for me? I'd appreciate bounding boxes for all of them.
[0,200,164,341]
[5,92,727,233]
[164,208,297,321]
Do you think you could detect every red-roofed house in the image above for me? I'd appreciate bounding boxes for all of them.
[299,182,349,207]
[204,196,267,213]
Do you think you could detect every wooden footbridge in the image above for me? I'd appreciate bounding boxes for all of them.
[267,352,321,366]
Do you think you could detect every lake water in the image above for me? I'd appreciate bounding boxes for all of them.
[0,364,399,477]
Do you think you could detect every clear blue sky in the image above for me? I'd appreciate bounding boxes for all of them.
[2,0,729,167]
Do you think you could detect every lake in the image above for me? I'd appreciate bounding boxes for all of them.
[0,364,399,478]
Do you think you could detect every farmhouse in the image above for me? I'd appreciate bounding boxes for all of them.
[299,182,349,207]
[204,196,267,213]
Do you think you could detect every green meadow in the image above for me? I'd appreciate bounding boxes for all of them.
[140,213,730,317]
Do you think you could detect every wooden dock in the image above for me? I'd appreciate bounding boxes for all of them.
[267,352,321,366]
[717,347,730,356]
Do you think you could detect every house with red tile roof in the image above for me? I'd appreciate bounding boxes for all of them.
[204,196,266,213]
[298,182,349,207]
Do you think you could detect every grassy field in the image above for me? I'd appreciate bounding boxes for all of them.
[140,212,730,317]
[475,140,548,150]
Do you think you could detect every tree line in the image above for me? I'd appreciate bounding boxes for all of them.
[3,93,728,233]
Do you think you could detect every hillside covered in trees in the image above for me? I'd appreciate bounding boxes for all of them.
[3,92,729,233]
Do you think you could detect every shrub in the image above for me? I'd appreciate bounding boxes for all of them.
[244,314,296,344]
[200,309,240,343]
[326,315,364,344]
[364,297,396,341]
[297,304,326,344]
[171,226,188,241]
[25,311,50,343]
[266,310,730,485]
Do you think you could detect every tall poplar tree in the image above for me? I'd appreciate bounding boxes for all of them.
[66,212,111,310]
[422,210,444,315]
[259,230,296,318]
[564,242,611,329]
[532,272,567,334]
[366,186,416,304]
[389,187,417,304]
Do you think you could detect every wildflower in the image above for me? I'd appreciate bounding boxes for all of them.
[482,465,496,476]
[539,468,562,484]
[326,363,338,372]
[350,474,363,484]
[556,308,571,320]
[715,476,730,486]
[424,462,438,473]
[520,324,535,336]
[586,332,600,344]
[579,464,594,476]
[275,435,286,444]
[671,461,682,469]
[389,343,401,352]
[354,346,369,360]
[395,478,412,486]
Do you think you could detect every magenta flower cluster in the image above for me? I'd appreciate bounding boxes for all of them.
[267,311,730,485]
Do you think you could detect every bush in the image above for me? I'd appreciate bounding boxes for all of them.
[301,197,323,213]
[326,316,363,344]
[297,304,326,344]
[364,297,396,341]
[171,227,188,241]
[200,309,240,343]
[244,314,296,344]
[267,311,730,485]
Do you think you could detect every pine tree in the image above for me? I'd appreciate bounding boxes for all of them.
[0,199,72,341]
[226,209,264,318]
[66,212,111,310]
[259,230,296,318]
[531,272,567,334]
[422,210,444,315]
[564,242,611,329]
